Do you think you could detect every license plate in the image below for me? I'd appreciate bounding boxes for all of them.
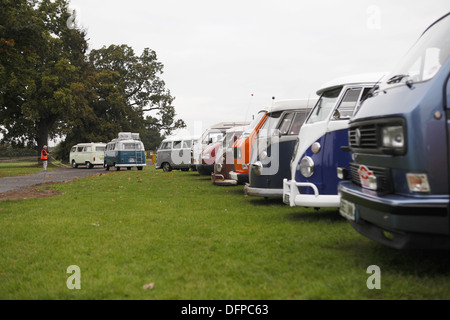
[340,198,356,221]
[129,158,135,162]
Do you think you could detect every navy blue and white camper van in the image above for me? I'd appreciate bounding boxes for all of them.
[338,13,450,249]
[283,73,385,208]
[104,132,146,171]
[244,99,316,198]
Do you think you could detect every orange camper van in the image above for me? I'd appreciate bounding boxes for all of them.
[229,108,268,184]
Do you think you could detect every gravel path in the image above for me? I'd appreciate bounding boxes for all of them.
[0,167,108,193]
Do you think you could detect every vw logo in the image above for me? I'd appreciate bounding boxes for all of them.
[355,128,361,147]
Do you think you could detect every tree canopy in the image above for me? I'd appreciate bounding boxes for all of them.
[0,0,185,161]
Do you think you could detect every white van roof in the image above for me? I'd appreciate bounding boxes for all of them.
[316,72,387,95]
[162,135,200,142]
[266,98,318,113]
[225,125,249,133]
[74,142,106,146]
[208,122,250,130]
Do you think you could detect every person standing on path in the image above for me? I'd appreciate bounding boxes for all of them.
[41,145,50,172]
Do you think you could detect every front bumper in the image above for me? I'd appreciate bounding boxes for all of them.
[244,183,283,198]
[282,178,340,208]
[339,181,450,249]
[115,163,146,167]
[211,173,237,186]
[229,171,249,184]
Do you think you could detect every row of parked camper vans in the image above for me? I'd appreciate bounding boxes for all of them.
[156,13,450,250]
[70,132,146,171]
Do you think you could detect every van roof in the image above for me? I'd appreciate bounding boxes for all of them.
[208,122,250,129]
[225,125,249,133]
[316,72,387,95]
[161,135,201,142]
[266,98,318,113]
[74,142,106,146]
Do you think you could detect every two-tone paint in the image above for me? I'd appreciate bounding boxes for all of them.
[244,99,315,198]
[338,13,450,249]
[283,73,386,208]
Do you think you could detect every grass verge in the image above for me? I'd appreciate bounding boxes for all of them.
[0,166,449,299]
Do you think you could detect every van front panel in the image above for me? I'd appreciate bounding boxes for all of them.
[338,15,450,247]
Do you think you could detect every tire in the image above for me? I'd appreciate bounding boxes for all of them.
[104,162,110,171]
[162,162,172,172]
[127,167,131,170]
[116,166,121,171]
[72,160,78,168]
[137,166,143,171]
[86,162,93,169]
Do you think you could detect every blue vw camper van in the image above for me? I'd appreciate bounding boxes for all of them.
[104,132,146,171]
[244,99,316,198]
[338,13,450,249]
[283,73,385,208]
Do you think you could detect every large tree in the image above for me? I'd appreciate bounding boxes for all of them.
[0,0,89,160]
[1,1,185,162]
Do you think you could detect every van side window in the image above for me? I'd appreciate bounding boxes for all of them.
[183,140,192,148]
[278,112,295,135]
[77,146,84,152]
[289,112,308,135]
[173,140,182,149]
[96,146,106,152]
[84,146,92,152]
[71,147,76,152]
[333,88,362,120]
[160,142,171,150]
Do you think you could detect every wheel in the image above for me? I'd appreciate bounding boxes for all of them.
[86,161,93,169]
[116,166,121,171]
[127,167,131,170]
[104,162,110,171]
[137,166,143,171]
[71,160,78,168]
[162,162,172,172]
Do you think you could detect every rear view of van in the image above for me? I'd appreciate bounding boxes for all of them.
[70,143,106,169]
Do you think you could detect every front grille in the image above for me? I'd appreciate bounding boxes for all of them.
[348,117,406,155]
[349,124,377,148]
[349,163,393,194]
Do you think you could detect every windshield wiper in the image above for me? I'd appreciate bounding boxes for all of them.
[386,74,409,84]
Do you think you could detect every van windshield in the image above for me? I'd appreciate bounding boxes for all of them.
[243,111,266,135]
[306,87,342,124]
[381,14,450,88]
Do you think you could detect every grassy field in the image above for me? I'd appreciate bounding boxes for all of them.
[0,164,450,300]
[0,161,57,177]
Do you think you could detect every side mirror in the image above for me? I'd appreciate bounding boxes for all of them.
[272,129,281,137]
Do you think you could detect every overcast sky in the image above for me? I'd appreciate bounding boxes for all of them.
[68,0,449,137]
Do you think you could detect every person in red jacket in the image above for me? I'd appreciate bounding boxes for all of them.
[41,145,50,172]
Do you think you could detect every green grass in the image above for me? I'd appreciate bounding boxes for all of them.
[0,161,57,177]
[0,165,450,299]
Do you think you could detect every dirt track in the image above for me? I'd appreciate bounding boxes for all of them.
[0,167,108,200]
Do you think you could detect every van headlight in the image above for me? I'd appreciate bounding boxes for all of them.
[381,125,405,151]
[215,163,222,172]
[299,156,314,178]
[253,161,263,176]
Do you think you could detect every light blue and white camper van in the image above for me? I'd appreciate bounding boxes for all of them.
[104,132,146,171]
